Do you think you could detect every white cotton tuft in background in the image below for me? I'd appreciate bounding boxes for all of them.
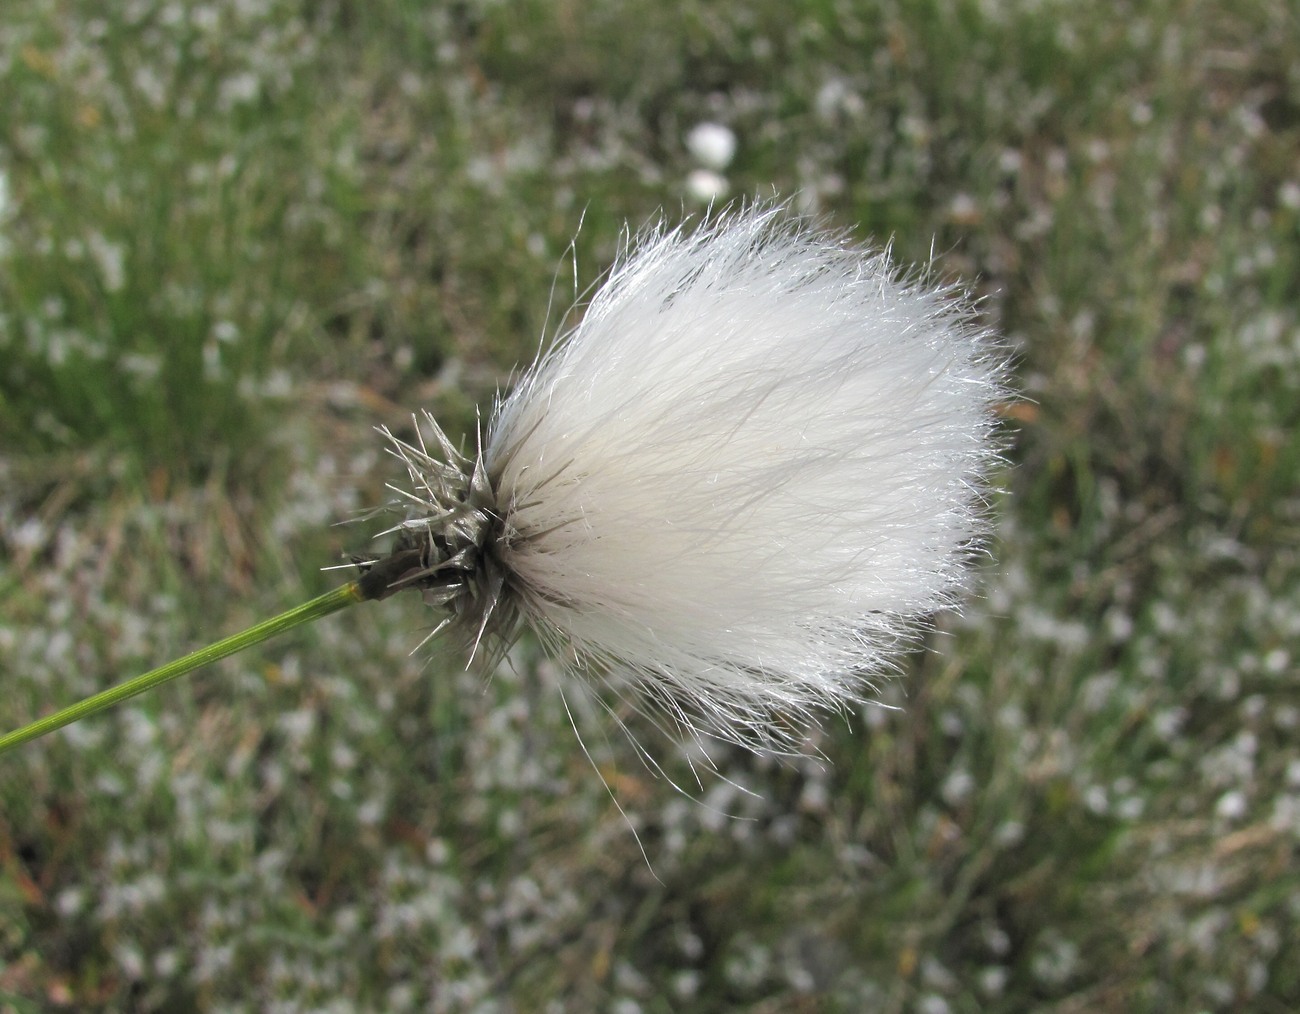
[483,203,1008,748]
[685,122,737,171]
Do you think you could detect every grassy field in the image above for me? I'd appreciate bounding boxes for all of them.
[2,0,1298,1010]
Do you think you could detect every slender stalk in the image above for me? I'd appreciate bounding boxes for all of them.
[0,582,365,755]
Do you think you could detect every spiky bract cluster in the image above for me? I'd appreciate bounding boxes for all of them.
[369,419,515,663]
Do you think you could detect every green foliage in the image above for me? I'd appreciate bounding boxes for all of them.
[0,1,367,483]
[2,0,1298,1010]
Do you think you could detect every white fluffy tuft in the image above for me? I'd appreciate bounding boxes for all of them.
[478,204,1007,749]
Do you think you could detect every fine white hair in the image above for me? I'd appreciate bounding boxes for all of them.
[468,202,1007,750]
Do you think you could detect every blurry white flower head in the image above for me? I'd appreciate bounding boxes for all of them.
[371,203,1008,751]
[686,168,730,203]
[685,122,737,171]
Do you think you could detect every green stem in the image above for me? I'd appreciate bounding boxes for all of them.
[0,582,365,755]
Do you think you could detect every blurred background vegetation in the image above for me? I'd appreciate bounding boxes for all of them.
[2,0,1298,1010]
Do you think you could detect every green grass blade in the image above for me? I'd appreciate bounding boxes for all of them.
[0,582,364,755]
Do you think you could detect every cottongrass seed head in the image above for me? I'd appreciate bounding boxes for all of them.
[379,202,1008,752]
